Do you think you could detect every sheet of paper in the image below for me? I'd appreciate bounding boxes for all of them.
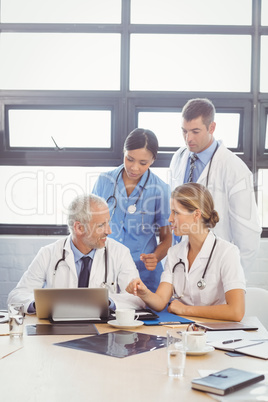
[206,330,263,343]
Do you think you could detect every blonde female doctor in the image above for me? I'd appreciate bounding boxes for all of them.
[126,183,246,321]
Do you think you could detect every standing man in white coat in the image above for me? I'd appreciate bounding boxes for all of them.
[169,98,261,276]
[8,194,145,313]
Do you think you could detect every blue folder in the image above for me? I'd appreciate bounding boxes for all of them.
[144,308,195,326]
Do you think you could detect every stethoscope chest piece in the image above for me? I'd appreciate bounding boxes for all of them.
[197,278,206,290]
[127,204,136,214]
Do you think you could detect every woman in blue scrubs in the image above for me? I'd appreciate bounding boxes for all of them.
[92,128,172,292]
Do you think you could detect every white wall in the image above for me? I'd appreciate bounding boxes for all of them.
[0,236,268,310]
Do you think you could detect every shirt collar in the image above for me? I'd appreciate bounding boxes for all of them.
[117,164,150,192]
[70,238,96,262]
[190,139,218,166]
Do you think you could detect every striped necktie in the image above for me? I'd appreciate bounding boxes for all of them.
[188,153,198,182]
[78,256,92,288]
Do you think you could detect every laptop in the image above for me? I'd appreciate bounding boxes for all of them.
[34,288,110,323]
[195,322,259,331]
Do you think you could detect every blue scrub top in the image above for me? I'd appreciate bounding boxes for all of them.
[92,164,171,292]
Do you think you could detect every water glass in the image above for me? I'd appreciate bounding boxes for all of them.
[8,303,25,337]
[167,329,186,378]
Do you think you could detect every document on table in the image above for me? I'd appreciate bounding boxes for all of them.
[207,330,268,359]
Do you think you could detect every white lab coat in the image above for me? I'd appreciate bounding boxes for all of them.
[169,142,262,275]
[7,236,145,312]
[161,231,246,306]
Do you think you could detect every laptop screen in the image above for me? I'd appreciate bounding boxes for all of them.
[34,288,109,322]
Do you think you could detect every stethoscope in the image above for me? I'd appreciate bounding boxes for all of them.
[106,167,151,219]
[171,235,217,300]
[53,238,116,291]
[205,142,219,187]
[181,141,219,187]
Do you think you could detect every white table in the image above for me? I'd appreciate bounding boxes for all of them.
[0,316,267,402]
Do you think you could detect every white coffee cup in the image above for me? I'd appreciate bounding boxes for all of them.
[186,331,207,351]
[115,309,137,326]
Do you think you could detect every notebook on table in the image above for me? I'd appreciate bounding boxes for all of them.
[191,368,265,395]
[34,288,110,323]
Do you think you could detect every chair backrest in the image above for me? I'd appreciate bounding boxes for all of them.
[244,287,268,330]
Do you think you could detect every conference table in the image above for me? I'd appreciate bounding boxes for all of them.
[0,314,267,402]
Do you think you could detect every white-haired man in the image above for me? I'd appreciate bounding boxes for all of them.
[8,194,145,313]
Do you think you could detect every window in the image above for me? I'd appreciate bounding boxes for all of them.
[138,111,241,149]
[0,33,121,91]
[8,109,112,148]
[131,0,252,25]
[260,36,268,92]
[1,0,122,23]
[261,0,268,26]
[130,35,251,92]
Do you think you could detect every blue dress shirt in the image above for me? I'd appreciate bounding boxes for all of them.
[70,239,96,277]
[184,140,218,183]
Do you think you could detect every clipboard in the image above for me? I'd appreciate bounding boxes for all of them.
[143,308,194,326]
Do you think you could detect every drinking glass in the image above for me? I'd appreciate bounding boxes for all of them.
[166,329,186,378]
[8,303,25,337]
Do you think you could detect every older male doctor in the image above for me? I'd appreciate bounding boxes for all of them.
[8,194,145,313]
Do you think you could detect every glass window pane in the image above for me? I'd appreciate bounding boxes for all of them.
[138,111,182,147]
[131,0,252,25]
[260,36,268,92]
[262,0,268,25]
[0,33,121,90]
[138,111,240,148]
[1,165,169,226]
[1,166,109,225]
[8,109,111,148]
[214,113,240,148]
[1,0,121,23]
[265,115,268,149]
[257,169,268,227]
[130,35,251,92]
[0,166,168,225]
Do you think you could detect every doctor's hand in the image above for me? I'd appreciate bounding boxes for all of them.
[126,278,149,298]
[168,299,188,316]
[140,253,158,271]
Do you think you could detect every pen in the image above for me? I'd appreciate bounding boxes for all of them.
[222,338,242,344]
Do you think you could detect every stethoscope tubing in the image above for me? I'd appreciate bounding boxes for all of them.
[172,235,217,294]
[53,238,108,286]
[106,167,151,217]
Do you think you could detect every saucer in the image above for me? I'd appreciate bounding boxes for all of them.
[186,345,215,356]
[107,320,144,329]
[0,312,9,323]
